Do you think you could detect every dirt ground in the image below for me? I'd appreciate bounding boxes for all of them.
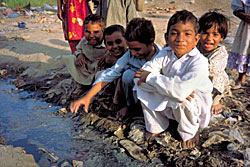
[1,0,250,166]
[0,0,238,79]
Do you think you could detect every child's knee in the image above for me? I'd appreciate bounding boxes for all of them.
[122,70,136,85]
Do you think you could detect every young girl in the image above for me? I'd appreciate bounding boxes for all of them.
[227,0,250,87]
[57,0,92,53]
[62,14,109,86]
[197,12,230,115]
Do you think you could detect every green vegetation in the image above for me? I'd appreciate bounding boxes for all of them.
[1,0,57,8]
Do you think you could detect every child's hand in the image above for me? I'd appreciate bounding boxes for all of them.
[97,57,106,68]
[57,9,63,21]
[70,96,90,114]
[134,69,151,86]
[211,103,222,115]
[75,54,86,67]
[234,11,250,24]
[244,14,250,24]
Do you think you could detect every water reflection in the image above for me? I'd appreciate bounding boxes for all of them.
[0,79,144,167]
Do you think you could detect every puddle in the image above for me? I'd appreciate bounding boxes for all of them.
[0,79,144,166]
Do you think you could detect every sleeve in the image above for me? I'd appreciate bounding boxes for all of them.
[209,47,229,93]
[231,0,244,12]
[73,38,85,56]
[134,51,166,93]
[145,56,210,101]
[93,52,130,84]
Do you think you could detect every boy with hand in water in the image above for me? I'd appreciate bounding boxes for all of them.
[197,12,230,115]
[62,14,108,86]
[134,10,213,149]
[70,18,161,120]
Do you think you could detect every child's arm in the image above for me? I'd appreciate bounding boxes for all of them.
[135,69,195,102]
[231,0,250,24]
[75,53,86,67]
[209,47,229,114]
[134,69,151,86]
[57,0,63,21]
[140,53,211,101]
[94,51,131,83]
[70,81,109,114]
[73,38,87,67]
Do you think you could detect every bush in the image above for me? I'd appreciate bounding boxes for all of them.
[1,0,57,8]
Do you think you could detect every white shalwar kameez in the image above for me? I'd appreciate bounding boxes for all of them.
[134,47,213,141]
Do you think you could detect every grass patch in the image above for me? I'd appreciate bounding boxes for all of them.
[1,0,57,8]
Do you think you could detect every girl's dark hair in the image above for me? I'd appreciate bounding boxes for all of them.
[84,14,105,30]
[103,25,125,43]
[166,10,199,35]
[198,12,229,39]
[125,18,155,45]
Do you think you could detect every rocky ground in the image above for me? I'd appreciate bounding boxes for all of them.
[0,0,250,166]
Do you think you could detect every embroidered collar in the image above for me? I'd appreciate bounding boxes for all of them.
[82,37,105,48]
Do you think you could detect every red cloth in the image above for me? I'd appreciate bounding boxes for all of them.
[68,40,80,54]
[62,0,91,41]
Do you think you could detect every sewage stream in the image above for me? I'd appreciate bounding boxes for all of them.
[0,79,144,167]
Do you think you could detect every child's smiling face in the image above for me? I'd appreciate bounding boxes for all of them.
[105,31,127,57]
[200,25,223,52]
[167,21,200,58]
[85,22,103,46]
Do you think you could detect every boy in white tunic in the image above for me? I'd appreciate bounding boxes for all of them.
[134,10,213,149]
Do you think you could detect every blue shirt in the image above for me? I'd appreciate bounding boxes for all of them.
[94,43,162,84]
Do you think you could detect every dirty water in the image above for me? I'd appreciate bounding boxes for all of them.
[0,79,144,167]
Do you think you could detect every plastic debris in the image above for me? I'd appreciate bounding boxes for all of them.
[119,139,148,161]
[0,69,7,76]
[8,13,19,18]
[227,143,240,151]
[222,110,233,118]
[190,148,201,160]
[44,4,53,10]
[35,8,43,12]
[229,128,245,144]
[18,22,26,29]
[25,10,33,16]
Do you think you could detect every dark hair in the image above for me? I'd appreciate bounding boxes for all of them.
[103,25,125,43]
[198,12,229,39]
[84,14,105,30]
[125,18,155,45]
[166,10,199,35]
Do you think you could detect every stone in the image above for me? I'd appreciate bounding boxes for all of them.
[202,130,233,147]
[0,69,7,76]
[119,139,148,162]
[72,160,84,167]
[128,120,145,144]
[58,107,68,114]
[0,144,38,167]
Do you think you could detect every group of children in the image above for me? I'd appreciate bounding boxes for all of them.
[62,0,250,149]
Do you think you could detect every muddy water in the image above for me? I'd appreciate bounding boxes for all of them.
[0,79,144,167]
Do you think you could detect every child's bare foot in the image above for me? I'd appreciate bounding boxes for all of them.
[182,131,199,149]
[145,131,160,145]
[116,106,129,121]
